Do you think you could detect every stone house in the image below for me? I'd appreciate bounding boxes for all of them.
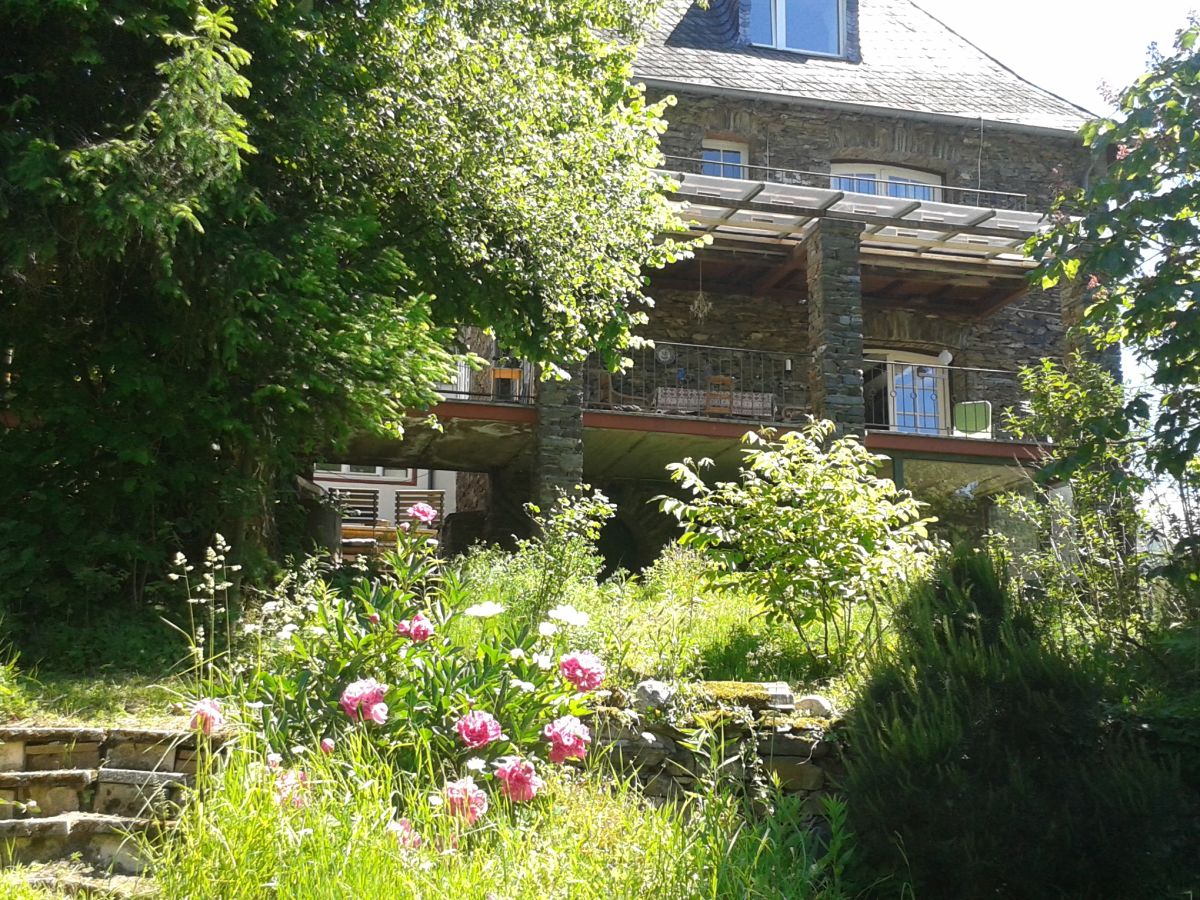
[346,0,1099,563]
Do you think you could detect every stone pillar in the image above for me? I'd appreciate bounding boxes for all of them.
[806,219,866,432]
[533,365,585,514]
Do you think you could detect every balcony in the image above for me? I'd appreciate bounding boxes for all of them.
[654,155,1045,317]
[584,341,806,424]
[863,358,1022,441]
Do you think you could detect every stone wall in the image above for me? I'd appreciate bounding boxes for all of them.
[652,88,1093,207]
[591,687,841,814]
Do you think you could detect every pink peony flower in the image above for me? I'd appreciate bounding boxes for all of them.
[396,612,435,642]
[189,698,224,735]
[340,678,388,723]
[444,776,488,824]
[319,738,335,754]
[455,710,502,749]
[494,757,545,803]
[407,502,438,525]
[387,817,423,849]
[558,651,605,692]
[543,715,591,765]
[274,768,308,808]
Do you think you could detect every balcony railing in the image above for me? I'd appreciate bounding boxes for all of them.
[439,359,537,405]
[660,155,1029,211]
[863,359,1022,440]
[584,341,807,423]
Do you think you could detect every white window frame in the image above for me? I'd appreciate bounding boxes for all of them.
[864,349,950,436]
[700,139,750,179]
[830,163,943,200]
[313,464,414,481]
[749,0,846,59]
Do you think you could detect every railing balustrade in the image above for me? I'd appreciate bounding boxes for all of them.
[439,359,537,404]
[660,155,1029,211]
[584,341,807,423]
[863,359,1022,440]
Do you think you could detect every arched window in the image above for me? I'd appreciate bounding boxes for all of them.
[831,163,943,201]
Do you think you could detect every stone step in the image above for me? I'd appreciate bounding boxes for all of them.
[0,812,168,876]
[0,768,192,819]
[0,726,226,774]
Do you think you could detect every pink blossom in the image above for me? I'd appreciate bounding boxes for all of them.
[189,698,224,735]
[387,817,423,849]
[444,776,488,824]
[274,768,308,808]
[396,612,435,642]
[494,757,545,803]
[558,651,605,692]
[368,612,381,626]
[1086,274,1101,290]
[407,502,438,525]
[543,715,591,764]
[1116,143,1132,161]
[366,701,389,725]
[319,738,335,754]
[266,752,283,769]
[455,710,502,749]
[340,678,388,723]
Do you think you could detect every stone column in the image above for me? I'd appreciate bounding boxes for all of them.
[533,365,585,514]
[806,219,866,433]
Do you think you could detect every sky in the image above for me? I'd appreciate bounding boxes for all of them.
[914,0,1196,115]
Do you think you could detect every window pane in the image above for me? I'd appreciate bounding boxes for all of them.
[313,462,340,472]
[887,177,936,201]
[784,0,840,55]
[833,173,877,194]
[719,149,744,178]
[347,465,377,474]
[701,148,723,177]
[892,364,944,435]
[748,0,774,45]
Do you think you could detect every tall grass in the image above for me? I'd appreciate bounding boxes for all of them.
[152,733,856,899]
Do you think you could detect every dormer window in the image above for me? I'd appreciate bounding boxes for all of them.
[748,0,845,57]
[830,163,943,201]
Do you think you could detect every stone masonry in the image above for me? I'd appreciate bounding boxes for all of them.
[533,365,585,514]
[807,220,866,432]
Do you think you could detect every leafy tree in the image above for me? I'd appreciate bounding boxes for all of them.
[1035,17,1200,475]
[0,1,687,625]
[660,423,934,671]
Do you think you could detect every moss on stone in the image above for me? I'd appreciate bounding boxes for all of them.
[699,681,773,711]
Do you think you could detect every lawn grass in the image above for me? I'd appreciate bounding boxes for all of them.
[0,665,191,728]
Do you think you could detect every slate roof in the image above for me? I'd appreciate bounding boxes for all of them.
[634,0,1094,133]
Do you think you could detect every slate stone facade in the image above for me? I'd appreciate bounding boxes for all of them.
[640,87,1089,431]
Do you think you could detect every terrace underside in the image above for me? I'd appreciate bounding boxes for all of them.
[344,402,1043,488]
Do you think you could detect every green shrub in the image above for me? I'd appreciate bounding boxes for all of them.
[846,550,1194,899]
[662,422,934,673]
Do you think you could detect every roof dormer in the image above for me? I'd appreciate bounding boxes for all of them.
[746,0,846,58]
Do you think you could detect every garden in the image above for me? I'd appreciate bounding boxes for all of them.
[3,358,1200,898]
[3,1,1200,896]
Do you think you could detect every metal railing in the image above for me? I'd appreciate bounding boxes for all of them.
[660,155,1029,211]
[863,359,1022,440]
[584,341,807,423]
[439,359,537,404]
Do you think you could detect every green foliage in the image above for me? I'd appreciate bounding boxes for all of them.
[846,550,1195,899]
[1032,16,1200,474]
[0,0,690,616]
[153,730,859,899]
[997,357,1158,651]
[661,423,934,672]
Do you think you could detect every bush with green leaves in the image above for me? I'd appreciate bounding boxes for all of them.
[845,548,1195,899]
[661,422,934,673]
